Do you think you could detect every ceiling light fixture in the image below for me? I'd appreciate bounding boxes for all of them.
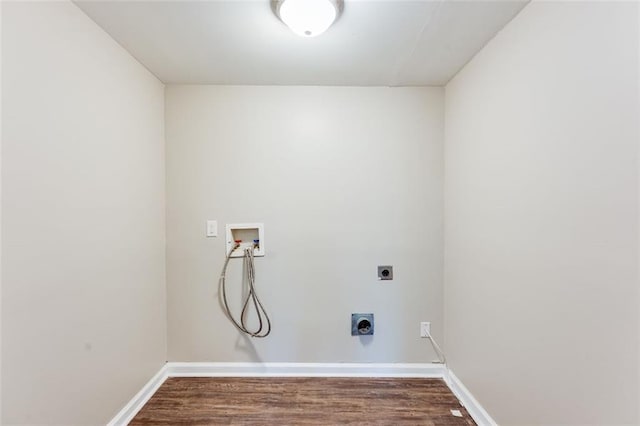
[276,0,339,37]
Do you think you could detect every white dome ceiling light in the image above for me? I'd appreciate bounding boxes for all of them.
[275,0,341,37]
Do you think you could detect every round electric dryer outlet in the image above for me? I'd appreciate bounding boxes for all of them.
[378,265,393,280]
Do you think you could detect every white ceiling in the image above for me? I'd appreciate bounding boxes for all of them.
[75,0,529,86]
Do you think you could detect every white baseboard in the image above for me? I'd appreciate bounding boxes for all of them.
[165,362,445,378]
[108,362,495,426]
[446,370,498,426]
[107,365,168,426]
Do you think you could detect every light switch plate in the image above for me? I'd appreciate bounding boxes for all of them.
[206,220,218,237]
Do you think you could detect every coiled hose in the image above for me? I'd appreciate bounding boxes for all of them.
[220,243,271,338]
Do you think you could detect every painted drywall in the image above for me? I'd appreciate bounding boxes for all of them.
[2,2,166,424]
[166,85,443,362]
[444,1,639,424]
[0,1,3,422]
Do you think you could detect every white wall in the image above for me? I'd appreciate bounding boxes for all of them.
[165,86,443,363]
[2,2,166,424]
[637,4,640,420]
[445,1,639,424]
[0,1,3,422]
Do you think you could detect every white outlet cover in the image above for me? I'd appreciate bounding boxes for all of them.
[420,322,431,337]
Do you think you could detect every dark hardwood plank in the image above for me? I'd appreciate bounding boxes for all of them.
[130,377,476,425]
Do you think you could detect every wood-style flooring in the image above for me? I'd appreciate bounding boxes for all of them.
[130,377,476,425]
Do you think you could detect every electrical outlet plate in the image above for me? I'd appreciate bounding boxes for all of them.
[377,265,393,280]
[420,321,431,338]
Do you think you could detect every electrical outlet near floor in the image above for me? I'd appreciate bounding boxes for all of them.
[420,322,431,338]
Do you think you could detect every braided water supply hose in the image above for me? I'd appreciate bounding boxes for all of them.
[220,241,271,338]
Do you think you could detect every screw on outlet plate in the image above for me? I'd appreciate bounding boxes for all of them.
[378,265,393,280]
